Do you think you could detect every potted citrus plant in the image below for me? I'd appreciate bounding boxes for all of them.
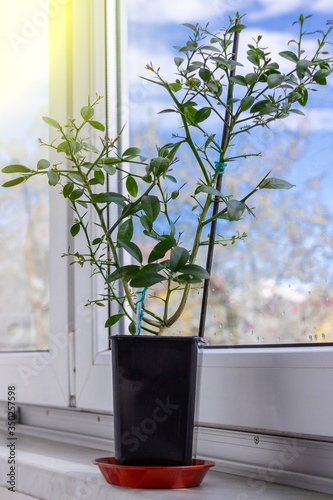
[2,13,333,475]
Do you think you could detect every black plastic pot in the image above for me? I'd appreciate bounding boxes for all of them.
[111,335,199,466]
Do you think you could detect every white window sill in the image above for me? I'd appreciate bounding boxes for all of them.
[0,433,332,500]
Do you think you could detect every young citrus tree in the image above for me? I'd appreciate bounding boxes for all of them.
[2,14,333,335]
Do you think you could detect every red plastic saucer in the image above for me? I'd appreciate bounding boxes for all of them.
[93,457,215,489]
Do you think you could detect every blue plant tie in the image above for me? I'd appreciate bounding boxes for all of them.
[212,161,227,178]
[134,287,148,335]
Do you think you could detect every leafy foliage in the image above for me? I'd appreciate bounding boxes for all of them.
[2,14,333,335]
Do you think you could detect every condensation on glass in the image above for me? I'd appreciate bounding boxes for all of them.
[126,0,333,346]
[0,1,50,351]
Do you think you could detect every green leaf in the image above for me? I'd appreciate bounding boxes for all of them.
[228,23,247,33]
[181,101,197,108]
[165,175,177,183]
[92,238,103,245]
[91,192,126,206]
[226,200,246,221]
[199,68,211,82]
[47,170,60,186]
[128,322,136,335]
[2,177,26,188]
[313,68,331,85]
[105,314,123,328]
[230,75,247,86]
[106,265,140,283]
[118,239,143,263]
[177,264,210,280]
[170,247,190,272]
[296,59,312,77]
[266,62,279,70]
[70,173,85,184]
[89,120,105,132]
[182,106,196,124]
[176,275,202,284]
[288,91,302,103]
[195,185,223,197]
[140,215,153,232]
[213,57,243,70]
[126,176,138,197]
[186,63,200,72]
[201,45,220,52]
[259,177,295,190]
[267,73,285,88]
[82,162,94,170]
[149,157,170,176]
[260,104,278,115]
[56,141,71,155]
[77,201,88,208]
[174,57,184,67]
[290,109,305,116]
[130,270,167,288]
[102,164,117,176]
[141,263,164,273]
[168,82,182,92]
[142,174,153,183]
[195,107,212,123]
[42,116,61,129]
[158,109,177,114]
[69,188,84,201]
[80,106,94,121]
[123,147,142,157]
[298,88,308,107]
[279,51,298,62]
[141,195,160,222]
[148,237,176,264]
[117,219,133,241]
[240,96,255,111]
[63,182,74,198]
[82,142,99,154]
[94,169,105,185]
[245,73,259,85]
[70,223,80,237]
[247,51,259,66]
[37,159,50,170]
[2,164,31,174]
[102,157,121,165]
[182,23,196,30]
[250,99,270,113]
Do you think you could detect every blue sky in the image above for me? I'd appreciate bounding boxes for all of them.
[127,0,333,199]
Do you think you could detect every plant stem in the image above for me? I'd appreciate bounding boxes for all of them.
[198,26,240,338]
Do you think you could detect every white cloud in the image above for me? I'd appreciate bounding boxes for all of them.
[127,0,333,24]
[315,0,333,13]
[270,108,333,132]
[246,0,309,21]
[127,0,233,23]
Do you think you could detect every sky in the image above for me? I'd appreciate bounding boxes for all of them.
[126,0,333,202]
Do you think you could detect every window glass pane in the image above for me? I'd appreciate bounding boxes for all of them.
[127,0,333,345]
[0,1,50,351]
